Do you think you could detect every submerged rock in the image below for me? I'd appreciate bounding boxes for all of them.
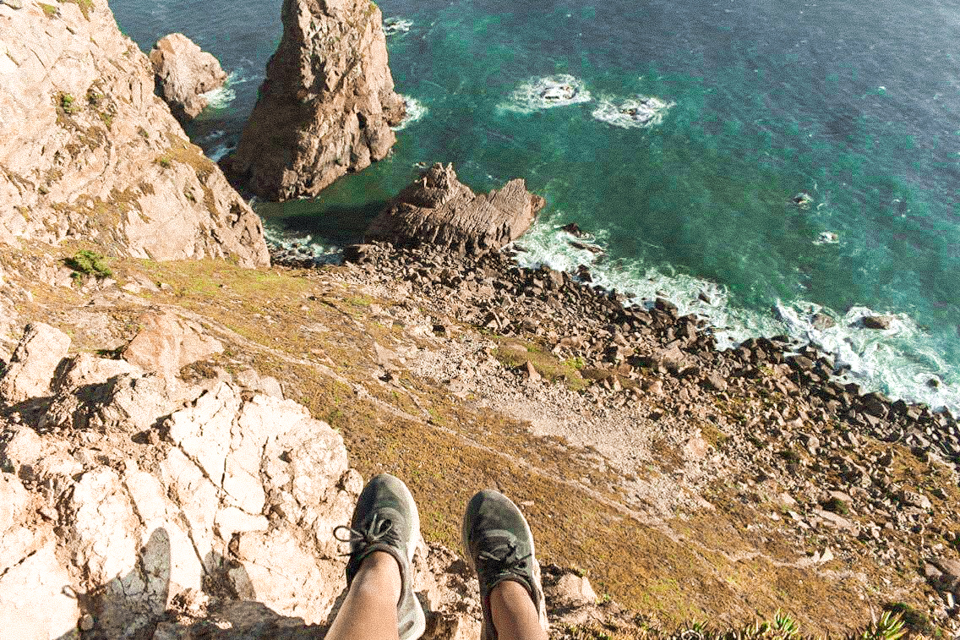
[225,0,405,200]
[150,33,228,120]
[365,163,545,255]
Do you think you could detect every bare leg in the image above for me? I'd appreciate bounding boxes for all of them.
[489,580,548,640]
[327,551,403,640]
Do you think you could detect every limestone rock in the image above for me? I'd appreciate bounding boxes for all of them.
[225,0,405,199]
[122,311,223,380]
[150,33,228,120]
[365,164,545,255]
[0,540,81,639]
[0,0,268,266]
[0,322,70,405]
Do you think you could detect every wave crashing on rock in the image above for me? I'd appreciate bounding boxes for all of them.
[384,17,413,36]
[393,95,429,131]
[592,95,674,129]
[501,74,593,113]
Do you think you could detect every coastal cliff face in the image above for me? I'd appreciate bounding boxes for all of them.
[225,0,405,200]
[0,0,269,267]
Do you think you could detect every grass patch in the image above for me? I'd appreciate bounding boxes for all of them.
[58,0,93,19]
[39,2,57,16]
[493,337,588,391]
[64,250,112,282]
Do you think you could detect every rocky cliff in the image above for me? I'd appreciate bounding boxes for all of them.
[150,34,228,121]
[0,0,269,267]
[224,0,405,200]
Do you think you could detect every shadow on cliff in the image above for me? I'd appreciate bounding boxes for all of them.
[55,526,348,639]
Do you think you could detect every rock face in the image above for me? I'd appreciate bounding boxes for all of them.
[365,164,546,254]
[150,34,228,120]
[225,0,405,200]
[0,321,359,637]
[0,0,269,267]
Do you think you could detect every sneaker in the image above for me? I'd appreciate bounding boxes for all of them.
[335,473,426,640]
[462,489,548,640]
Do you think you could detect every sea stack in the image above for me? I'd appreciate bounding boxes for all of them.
[364,163,545,255]
[150,33,228,120]
[225,0,406,200]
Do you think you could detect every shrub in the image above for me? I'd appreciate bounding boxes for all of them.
[65,250,112,282]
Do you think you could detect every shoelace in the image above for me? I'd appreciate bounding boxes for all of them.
[477,540,532,581]
[334,513,402,556]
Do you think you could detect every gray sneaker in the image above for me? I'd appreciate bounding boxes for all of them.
[335,474,426,640]
[462,489,548,640]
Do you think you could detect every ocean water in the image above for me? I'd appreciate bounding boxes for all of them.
[111,0,960,414]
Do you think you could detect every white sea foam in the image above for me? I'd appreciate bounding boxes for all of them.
[261,224,342,265]
[206,142,235,163]
[384,17,413,36]
[813,231,839,245]
[201,71,239,110]
[392,95,429,131]
[511,215,960,416]
[591,95,674,129]
[499,75,592,114]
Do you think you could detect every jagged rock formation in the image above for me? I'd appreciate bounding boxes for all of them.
[0,0,268,267]
[363,164,546,254]
[150,34,228,120]
[224,0,405,200]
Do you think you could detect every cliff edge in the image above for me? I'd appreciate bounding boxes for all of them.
[0,0,269,267]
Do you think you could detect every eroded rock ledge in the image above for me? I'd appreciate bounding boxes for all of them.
[224,0,405,200]
[0,0,268,267]
[364,164,546,255]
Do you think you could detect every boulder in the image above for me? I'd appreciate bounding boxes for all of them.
[122,311,223,380]
[150,33,228,120]
[225,0,405,200]
[0,323,71,405]
[0,0,268,266]
[860,315,894,330]
[365,164,545,255]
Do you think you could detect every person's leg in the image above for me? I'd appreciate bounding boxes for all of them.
[326,551,402,640]
[462,489,549,640]
[489,579,548,640]
[328,474,426,640]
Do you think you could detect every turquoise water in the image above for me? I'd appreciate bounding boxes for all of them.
[112,0,960,414]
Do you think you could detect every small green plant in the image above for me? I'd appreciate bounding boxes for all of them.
[65,250,112,282]
[137,127,150,139]
[563,356,586,370]
[862,611,907,640]
[86,89,103,105]
[156,155,173,169]
[39,2,57,16]
[772,610,799,637]
[59,93,80,114]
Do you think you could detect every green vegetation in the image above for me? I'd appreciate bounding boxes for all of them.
[64,250,112,282]
[564,609,907,639]
[156,155,173,169]
[59,93,79,115]
[58,0,94,19]
[39,2,57,16]
[493,337,588,391]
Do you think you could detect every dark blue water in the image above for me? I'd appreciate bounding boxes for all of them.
[112,0,960,413]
